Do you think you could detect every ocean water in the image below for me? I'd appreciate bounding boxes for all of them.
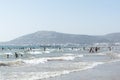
[0,46,120,80]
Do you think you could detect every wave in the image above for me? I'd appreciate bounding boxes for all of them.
[0,56,76,66]
[47,56,75,61]
[23,58,47,64]
[27,51,43,54]
[0,60,24,67]
[1,52,119,67]
[23,56,75,64]
[27,50,51,54]
[0,62,104,80]
[43,51,51,53]
[106,52,120,59]
[84,52,106,56]
[0,62,8,66]
[63,53,84,58]
[0,52,13,55]
[64,54,74,56]
[0,71,70,80]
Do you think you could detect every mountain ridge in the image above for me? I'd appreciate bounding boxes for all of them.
[1,31,120,45]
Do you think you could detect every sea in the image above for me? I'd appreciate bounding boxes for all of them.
[0,45,120,80]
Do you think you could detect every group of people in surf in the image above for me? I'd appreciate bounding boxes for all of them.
[88,46,112,53]
[6,52,23,59]
[1,46,112,58]
[89,47,100,53]
[3,47,47,59]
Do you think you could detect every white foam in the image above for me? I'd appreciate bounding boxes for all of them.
[22,56,76,65]
[27,51,42,54]
[63,62,105,75]
[43,51,50,53]
[83,62,104,70]
[85,53,106,56]
[0,71,70,80]
[77,55,84,57]
[47,56,75,61]
[23,58,47,64]
[64,54,74,56]
[0,62,105,80]
[4,52,13,55]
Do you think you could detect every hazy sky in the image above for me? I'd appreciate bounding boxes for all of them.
[0,0,120,41]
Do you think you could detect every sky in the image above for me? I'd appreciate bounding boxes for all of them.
[0,0,120,41]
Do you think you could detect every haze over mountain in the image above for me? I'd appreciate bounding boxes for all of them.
[1,31,120,45]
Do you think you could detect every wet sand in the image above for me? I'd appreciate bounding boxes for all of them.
[44,61,120,80]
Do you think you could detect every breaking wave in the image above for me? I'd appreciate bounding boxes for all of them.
[0,62,104,80]
[23,56,76,64]
[0,55,77,66]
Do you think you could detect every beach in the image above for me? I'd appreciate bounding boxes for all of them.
[44,61,120,80]
[1,0,120,79]
[0,46,120,80]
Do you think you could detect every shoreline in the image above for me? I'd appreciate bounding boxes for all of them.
[44,61,120,80]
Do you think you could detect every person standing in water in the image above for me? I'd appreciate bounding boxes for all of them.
[95,47,98,53]
[43,47,46,51]
[15,52,18,58]
[6,54,9,58]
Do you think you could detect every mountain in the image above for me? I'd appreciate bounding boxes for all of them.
[1,31,120,45]
[104,32,120,42]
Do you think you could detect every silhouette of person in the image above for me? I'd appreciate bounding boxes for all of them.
[7,54,9,58]
[15,52,18,58]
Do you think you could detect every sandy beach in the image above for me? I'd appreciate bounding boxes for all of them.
[44,61,120,80]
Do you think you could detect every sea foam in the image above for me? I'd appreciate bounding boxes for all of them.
[0,62,105,80]
[23,56,75,65]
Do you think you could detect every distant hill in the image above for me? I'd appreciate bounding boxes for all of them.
[104,32,120,42]
[1,31,120,45]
